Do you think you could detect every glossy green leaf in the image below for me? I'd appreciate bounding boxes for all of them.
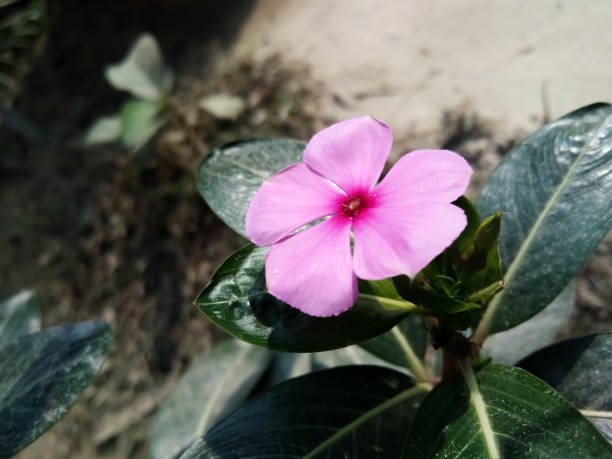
[0,321,113,457]
[518,333,612,411]
[519,333,612,443]
[476,103,612,337]
[105,33,174,100]
[195,244,407,352]
[0,290,40,350]
[180,366,428,458]
[150,339,272,459]
[405,364,612,458]
[195,139,305,238]
[483,281,575,364]
[119,98,162,150]
[359,315,428,368]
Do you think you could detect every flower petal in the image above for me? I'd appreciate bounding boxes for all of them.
[352,202,467,279]
[303,116,392,194]
[245,163,345,246]
[266,216,356,317]
[374,149,472,206]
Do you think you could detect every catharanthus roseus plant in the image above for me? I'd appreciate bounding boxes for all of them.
[149,103,612,458]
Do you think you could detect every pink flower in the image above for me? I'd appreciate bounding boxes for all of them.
[245,116,472,317]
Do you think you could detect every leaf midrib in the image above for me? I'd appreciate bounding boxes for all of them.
[303,383,431,459]
[0,332,107,411]
[475,111,612,340]
[459,362,500,459]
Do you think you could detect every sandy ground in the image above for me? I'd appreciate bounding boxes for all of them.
[233,0,612,143]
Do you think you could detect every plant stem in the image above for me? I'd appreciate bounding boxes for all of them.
[390,326,430,383]
[357,293,430,314]
[441,348,459,379]
[472,306,494,346]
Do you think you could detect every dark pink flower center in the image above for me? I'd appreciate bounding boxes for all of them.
[341,193,370,219]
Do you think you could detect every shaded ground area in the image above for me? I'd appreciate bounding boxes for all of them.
[1,1,610,458]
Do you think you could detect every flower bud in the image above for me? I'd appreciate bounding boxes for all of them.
[464,212,503,270]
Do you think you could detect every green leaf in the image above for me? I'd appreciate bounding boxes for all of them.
[359,315,428,370]
[400,286,481,315]
[359,278,405,304]
[475,103,612,338]
[405,363,612,458]
[518,333,612,412]
[358,278,428,313]
[0,321,113,457]
[262,346,406,393]
[150,339,272,459]
[482,280,575,364]
[0,290,40,350]
[119,98,163,150]
[195,139,305,238]
[105,33,173,100]
[518,333,612,443]
[453,195,482,254]
[311,344,405,372]
[84,115,121,145]
[179,366,428,458]
[262,353,312,390]
[194,244,406,352]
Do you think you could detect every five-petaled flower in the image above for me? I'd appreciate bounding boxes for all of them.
[246,116,472,317]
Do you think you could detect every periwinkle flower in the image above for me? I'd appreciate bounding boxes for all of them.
[246,116,472,317]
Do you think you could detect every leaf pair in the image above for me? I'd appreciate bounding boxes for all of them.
[85,33,173,150]
[173,361,610,458]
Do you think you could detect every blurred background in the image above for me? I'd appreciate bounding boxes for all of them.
[1,0,611,457]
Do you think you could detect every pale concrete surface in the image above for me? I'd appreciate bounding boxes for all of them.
[232,0,612,141]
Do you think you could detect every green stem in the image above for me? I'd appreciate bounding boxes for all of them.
[358,293,430,314]
[390,326,430,383]
[303,383,432,459]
